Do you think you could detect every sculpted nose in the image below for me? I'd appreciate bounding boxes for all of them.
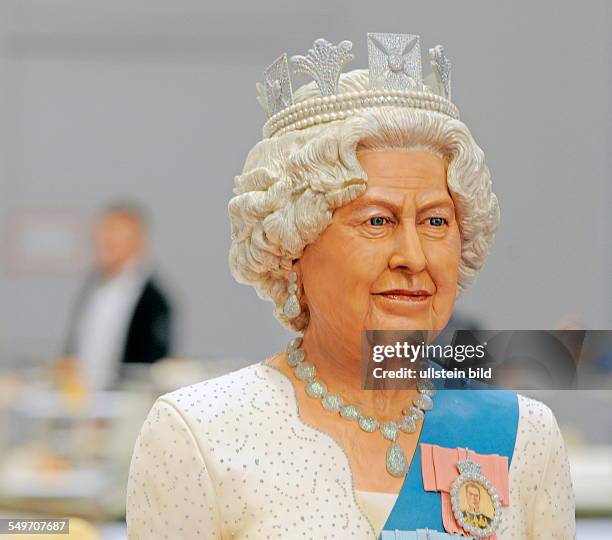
[388,223,427,274]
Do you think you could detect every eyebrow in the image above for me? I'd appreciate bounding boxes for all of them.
[417,197,455,212]
[350,195,454,214]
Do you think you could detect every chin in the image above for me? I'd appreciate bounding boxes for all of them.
[366,311,434,332]
[367,310,454,334]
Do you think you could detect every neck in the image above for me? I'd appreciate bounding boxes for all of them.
[301,322,418,419]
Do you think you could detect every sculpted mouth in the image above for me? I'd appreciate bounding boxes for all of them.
[373,289,432,302]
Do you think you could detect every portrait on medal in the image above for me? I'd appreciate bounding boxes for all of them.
[458,481,495,531]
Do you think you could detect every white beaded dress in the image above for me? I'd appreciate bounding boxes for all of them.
[126,362,576,539]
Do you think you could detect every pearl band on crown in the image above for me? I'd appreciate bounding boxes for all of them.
[263,88,459,138]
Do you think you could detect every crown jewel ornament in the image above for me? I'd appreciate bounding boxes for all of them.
[256,53,293,117]
[257,32,458,138]
[291,38,355,97]
[429,44,452,100]
[367,32,422,91]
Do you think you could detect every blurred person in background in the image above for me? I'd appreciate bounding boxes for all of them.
[55,203,173,391]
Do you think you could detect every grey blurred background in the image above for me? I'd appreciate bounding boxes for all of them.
[0,0,610,538]
[0,0,610,362]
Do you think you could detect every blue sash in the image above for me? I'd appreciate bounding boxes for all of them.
[380,388,519,536]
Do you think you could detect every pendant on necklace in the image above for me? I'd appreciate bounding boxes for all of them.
[284,337,434,480]
[386,441,408,477]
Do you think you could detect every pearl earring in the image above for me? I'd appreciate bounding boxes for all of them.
[283,271,301,319]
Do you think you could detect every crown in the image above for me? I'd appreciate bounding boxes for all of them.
[257,33,457,139]
[456,457,482,477]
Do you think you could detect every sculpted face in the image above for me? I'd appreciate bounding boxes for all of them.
[296,151,461,340]
[467,484,481,512]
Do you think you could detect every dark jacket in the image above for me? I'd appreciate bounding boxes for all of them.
[121,278,173,364]
[65,273,173,365]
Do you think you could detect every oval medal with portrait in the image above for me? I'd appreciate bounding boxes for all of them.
[450,455,501,537]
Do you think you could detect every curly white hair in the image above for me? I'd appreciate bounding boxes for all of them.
[228,69,499,332]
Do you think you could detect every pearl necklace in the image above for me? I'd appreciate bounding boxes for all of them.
[286,336,435,478]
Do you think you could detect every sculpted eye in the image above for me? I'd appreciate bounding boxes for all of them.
[369,216,389,226]
[428,217,448,227]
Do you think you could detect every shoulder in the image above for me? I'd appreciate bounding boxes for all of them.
[138,276,171,309]
[512,393,567,481]
[161,362,277,400]
[143,361,339,484]
[516,393,559,441]
[505,397,575,536]
[157,362,291,428]
[131,363,281,457]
